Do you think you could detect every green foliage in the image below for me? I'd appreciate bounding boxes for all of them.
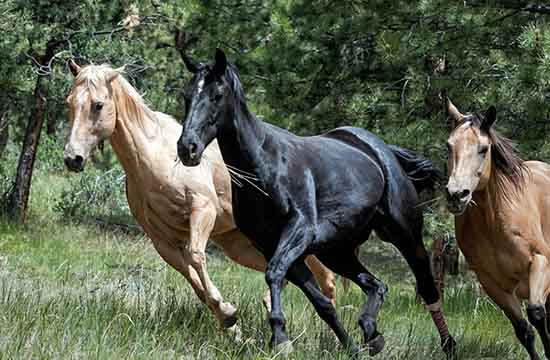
[54,166,130,223]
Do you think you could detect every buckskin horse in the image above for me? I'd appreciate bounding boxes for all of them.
[445,97,550,360]
[63,61,337,337]
[176,49,456,357]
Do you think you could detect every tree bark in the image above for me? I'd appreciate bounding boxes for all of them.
[46,107,56,136]
[0,111,9,158]
[431,237,445,301]
[5,75,48,221]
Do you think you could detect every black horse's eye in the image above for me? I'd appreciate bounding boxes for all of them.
[479,146,489,155]
[92,101,104,112]
[213,94,223,102]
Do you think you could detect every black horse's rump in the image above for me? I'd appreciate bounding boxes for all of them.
[176,48,456,358]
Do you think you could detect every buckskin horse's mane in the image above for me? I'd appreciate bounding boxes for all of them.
[465,114,528,199]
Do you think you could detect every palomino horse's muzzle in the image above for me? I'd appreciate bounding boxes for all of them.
[64,155,85,172]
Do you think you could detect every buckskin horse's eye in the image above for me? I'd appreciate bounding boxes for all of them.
[92,101,104,112]
[479,146,489,155]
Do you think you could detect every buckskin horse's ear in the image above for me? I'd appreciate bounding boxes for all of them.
[69,59,81,77]
[445,96,465,129]
[481,106,497,133]
[212,48,227,78]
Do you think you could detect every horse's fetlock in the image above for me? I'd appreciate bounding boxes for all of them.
[358,316,377,338]
[527,304,546,324]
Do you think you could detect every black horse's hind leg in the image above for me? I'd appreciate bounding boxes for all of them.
[317,247,387,356]
[376,216,456,358]
[285,260,359,355]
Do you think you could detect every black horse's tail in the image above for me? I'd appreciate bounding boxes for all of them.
[388,145,442,194]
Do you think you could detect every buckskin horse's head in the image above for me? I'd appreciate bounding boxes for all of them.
[445,98,496,215]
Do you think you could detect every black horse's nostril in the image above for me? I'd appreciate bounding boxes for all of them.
[189,143,197,157]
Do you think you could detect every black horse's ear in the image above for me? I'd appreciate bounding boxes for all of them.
[481,106,496,133]
[212,48,227,78]
[182,53,200,74]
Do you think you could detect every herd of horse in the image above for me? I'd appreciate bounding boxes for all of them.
[62,49,550,359]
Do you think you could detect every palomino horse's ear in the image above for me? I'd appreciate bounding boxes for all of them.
[212,48,227,78]
[446,97,465,129]
[69,59,81,77]
[481,106,497,133]
[105,66,125,83]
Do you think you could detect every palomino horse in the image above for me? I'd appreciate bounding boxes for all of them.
[445,98,550,360]
[177,49,456,358]
[62,62,337,335]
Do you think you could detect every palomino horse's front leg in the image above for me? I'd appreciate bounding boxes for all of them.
[527,254,550,358]
[186,193,238,329]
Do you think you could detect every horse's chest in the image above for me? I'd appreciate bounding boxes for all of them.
[457,216,530,291]
[126,178,193,244]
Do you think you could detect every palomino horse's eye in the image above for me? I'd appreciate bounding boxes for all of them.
[92,101,104,113]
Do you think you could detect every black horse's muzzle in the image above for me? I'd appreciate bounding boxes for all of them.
[177,135,203,167]
[64,155,85,172]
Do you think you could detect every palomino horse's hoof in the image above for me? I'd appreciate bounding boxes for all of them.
[220,302,238,328]
[442,336,457,360]
[366,334,385,356]
[226,324,243,343]
[273,340,294,357]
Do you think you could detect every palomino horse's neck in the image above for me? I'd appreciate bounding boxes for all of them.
[109,78,161,175]
[218,94,267,175]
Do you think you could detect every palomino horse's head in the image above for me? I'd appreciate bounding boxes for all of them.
[177,49,230,166]
[445,98,496,214]
[64,61,124,172]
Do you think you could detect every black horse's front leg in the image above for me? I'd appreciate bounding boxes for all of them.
[264,214,310,352]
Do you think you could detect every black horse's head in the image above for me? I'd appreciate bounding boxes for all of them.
[177,48,231,166]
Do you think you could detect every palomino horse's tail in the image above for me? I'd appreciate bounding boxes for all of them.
[388,145,442,193]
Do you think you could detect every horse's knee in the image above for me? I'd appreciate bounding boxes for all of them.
[186,249,206,269]
[514,319,536,343]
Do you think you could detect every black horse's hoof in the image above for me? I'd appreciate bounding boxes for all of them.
[442,336,457,360]
[366,334,385,356]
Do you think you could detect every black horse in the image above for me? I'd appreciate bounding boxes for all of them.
[177,49,456,358]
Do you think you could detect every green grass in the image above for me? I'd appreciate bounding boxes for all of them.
[0,172,536,359]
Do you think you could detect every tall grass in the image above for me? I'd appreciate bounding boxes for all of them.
[0,139,537,359]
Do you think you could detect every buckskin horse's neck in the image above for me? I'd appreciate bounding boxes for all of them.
[109,84,160,178]
[218,98,269,177]
[468,168,505,228]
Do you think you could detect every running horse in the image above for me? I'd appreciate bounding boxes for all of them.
[177,49,456,357]
[62,62,337,336]
[445,98,550,360]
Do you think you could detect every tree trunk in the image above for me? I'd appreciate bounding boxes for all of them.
[0,111,9,158]
[46,107,56,136]
[5,75,48,221]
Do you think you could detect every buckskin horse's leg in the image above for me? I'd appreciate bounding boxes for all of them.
[477,270,540,360]
[305,255,337,307]
[186,193,238,329]
[527,254,550,358]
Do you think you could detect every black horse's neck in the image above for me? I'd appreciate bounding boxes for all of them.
[217,76,270,178]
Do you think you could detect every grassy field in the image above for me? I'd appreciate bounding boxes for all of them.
[0,172,535,359]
